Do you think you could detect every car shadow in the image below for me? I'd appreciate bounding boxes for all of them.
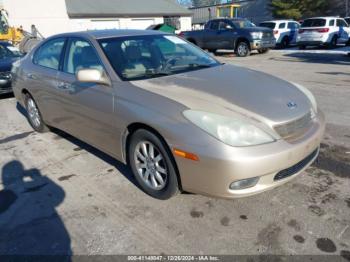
[0,93,14,100]
[15,102,139,191]
[270,51,350,66]
[0,160,72,259]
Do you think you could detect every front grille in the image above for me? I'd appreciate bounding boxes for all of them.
[274,112,313,140]
[263,32,273,39]
[274,148,319,181]
[0,71,12,79]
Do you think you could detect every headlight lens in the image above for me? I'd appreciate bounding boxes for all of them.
[251,32,263,39]
[183,111,275,147]
[292,83,318,114]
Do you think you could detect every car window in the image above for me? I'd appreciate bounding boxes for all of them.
[33,38,66,70]
[63,38,103,74]
[329,19,335,26]
[219,21,233,30]
[231,20,255,28]
[301,19,326,27]
[337,19,348,27]
[287,22,297,29]
[210,21,219,30]
[99,35,220,81]
[259,22,276,29]
[279,23,286,29]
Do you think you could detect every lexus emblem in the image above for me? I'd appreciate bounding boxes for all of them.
[287,101,297,109]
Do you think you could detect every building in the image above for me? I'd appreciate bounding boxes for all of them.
[2,0,192,37]
[190,0,272,27]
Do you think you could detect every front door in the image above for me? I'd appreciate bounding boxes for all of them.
[56,37,117,155]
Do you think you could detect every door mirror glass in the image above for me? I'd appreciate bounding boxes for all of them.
[76,69,110,86]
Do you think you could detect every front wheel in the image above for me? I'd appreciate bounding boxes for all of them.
[235,41,251,57]
[24,93,49,133]
[128,129,180,200]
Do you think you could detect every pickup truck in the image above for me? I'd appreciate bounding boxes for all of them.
[180,18,276,57]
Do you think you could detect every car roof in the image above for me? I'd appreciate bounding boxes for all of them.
[261,20,296,23]
[304,17,342,20]
[49,29,167,40]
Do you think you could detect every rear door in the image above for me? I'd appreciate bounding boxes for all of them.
[56,37,117,154]
[203,20,220,49]
[287,22,299,44]
[336,19,350,43]
[26,37,67,125]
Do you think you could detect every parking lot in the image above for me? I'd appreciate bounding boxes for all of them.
[0,47,350,257]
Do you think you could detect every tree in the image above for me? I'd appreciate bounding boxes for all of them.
[270,0,333,20]
[270,0,302,20]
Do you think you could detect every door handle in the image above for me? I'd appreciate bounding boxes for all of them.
[57,82,73,91]
[27,73,36,80]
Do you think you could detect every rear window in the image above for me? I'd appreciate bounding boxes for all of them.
[301,19,326,28]
[259,22,276,29]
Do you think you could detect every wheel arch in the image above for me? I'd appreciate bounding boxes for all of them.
[123,122,183,191]
[234,37,251,50]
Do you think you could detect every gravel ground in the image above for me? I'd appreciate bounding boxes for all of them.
[0,48,349,259]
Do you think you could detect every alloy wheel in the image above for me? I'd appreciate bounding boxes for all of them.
[134,141,168,190]
[27,97,41,128]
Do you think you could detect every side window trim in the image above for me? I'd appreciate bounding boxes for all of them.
[32,37,68,71]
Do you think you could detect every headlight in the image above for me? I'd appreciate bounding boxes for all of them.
[292,83,318,114]
[251,32,263,39]
[183,111,275,147]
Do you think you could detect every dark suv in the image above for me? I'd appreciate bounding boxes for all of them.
[180,18,276,57]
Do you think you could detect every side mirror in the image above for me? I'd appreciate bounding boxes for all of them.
[76,69,111,86]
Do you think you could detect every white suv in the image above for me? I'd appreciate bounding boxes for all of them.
[260,20,300,48]
[297,17,350,49]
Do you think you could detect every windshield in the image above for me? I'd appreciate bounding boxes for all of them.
[301,19,326,27]
[259,22,276,29]
[99,35,220,81]
[0,44,22,59]
[232,20,256,28]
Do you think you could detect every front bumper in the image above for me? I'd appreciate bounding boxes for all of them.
[0,79,12,94]
[174,111,326,199]
[251,38,276,50]
[297,40,325,46]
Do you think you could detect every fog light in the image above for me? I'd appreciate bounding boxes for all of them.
[230,177,259,190]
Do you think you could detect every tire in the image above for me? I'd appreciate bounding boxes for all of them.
[258,48,269,54]
[24,93,49,133]
[280,37,289,49]
[128,129,180,200]
[235,41,250,57]
[329,36,338,49]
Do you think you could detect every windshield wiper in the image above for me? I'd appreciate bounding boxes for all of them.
[188,63,213,69]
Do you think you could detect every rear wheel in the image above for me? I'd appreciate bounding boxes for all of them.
[329,36,338,49]
[128,129,180,200]
[235,41,250,57]
[280,37,289,49]
[24,93,49,133]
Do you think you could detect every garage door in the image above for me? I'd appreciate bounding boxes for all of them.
[128,19,155,29]
[90,20,120,30]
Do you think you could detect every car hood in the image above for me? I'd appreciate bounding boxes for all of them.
[131,64,312,125]
[0,57,18,72]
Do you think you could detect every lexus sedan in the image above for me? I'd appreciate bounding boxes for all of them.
[12,30,325,199]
